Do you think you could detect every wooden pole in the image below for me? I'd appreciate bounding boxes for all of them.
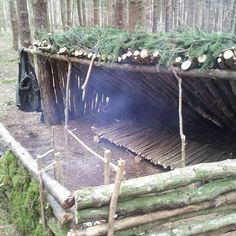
[24,49,236,81]
[172,67,186,167]
[108,160,126,236]
[65,62,72,127]
[104,149,111,185]
[36,155,46,232]
[82,54,96,100]
[54,152,64,184]
[67,129,118,171]
[65,62,72,154]
[51,126,56,178]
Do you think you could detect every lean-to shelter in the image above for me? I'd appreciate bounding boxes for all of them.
[22,27,236,169]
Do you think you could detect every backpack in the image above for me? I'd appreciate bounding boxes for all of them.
[16,49,41,112]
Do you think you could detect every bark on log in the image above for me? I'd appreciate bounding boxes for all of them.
[0,122,74,208]
[119,207,236,236]
[76,178,236,223]
[46,193,74,224]
[37,56,60,125]
[69,192,236,236]
[24,49,236,81]
[75,160,236,209]
[151,211,236,236]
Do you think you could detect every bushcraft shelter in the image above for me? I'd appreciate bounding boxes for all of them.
[4,26,236,235]
[22,27,236,170]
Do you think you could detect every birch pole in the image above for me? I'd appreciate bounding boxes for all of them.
[172,67,186,167]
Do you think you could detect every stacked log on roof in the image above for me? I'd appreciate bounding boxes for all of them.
[33,27,236,71]
[25,27,236,130]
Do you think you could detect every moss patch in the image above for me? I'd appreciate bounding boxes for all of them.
[0,150,49,235]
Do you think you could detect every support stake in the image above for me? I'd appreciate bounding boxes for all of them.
[172,67,186,167]
[107,160,126,236]
[104,149,111,185]
[36,156,46,232]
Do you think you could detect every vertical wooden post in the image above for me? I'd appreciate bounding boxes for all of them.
[104,149,111,185]
[107,160,126,236]
[65,62,72,154]
[65,62,72,128]
[54,153,64,185]
[36,155,46,232]
[172,67,186,167]
[51,126,56,177]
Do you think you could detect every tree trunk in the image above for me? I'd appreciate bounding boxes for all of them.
[77,0,82,26]
[113,0,124,28]
[93,0,99,25]
[48,0,54,32]
[81,0,86,26]
[230,0,236,34]
[128,0,145,31]
[60,0,66,31]
[67,0,72,27]
[9,0,19,50]
[32,0,49,35]
[16,0,31,47]
[36,56,60,125]
[165,0,172,32]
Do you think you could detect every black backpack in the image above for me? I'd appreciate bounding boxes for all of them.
[16,49,41,112]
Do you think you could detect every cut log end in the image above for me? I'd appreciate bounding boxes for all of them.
[223,50,234,60]
[198,55,207,64]
[140,49,149,59]
[181,60,192,71]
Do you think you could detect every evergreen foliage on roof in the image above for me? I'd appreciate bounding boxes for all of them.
[36,27,236,70]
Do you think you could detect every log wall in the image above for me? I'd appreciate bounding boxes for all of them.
[69,159,236,235]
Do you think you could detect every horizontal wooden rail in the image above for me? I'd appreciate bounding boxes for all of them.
[24,48,236,81]
[0,122,74,209]
[67,129,118,171]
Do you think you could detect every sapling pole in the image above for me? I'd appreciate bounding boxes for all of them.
[108,160,126,236]
[104,149,111,185]
[37,156,46,232]
[51,126,56,178]
[82,54,97,100]
[172,67,186,167]
[65,62,72,155]
[54,152,64,185]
